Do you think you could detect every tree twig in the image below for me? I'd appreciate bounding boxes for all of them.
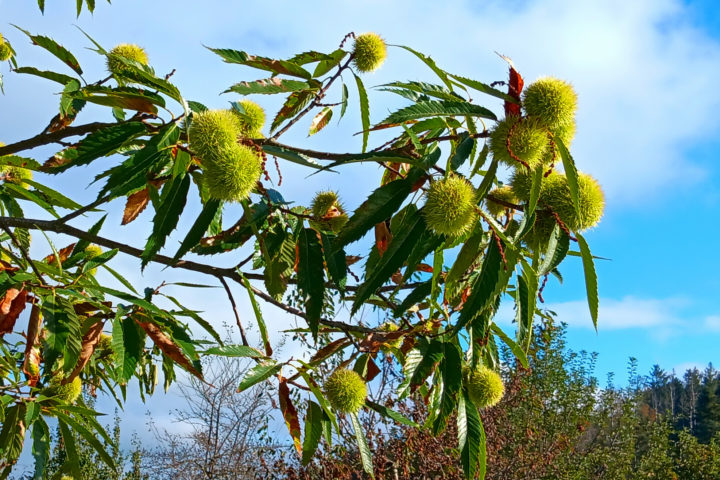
[218,276,250,347]
[0,122,121,156]
[0,224,45,284]
[270,55,354,140]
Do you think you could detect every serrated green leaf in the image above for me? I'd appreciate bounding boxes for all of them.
[556,138,581,221]
[238,270,272,357]
[457,392,486,480]
[42,297,81,374]
[313,49,346,77]
[339,83,349,120]
[226,78,318,95]
[394,279,432,317]
[539,224,570,275]
[173,199,221,262]
[449,132,475,171]
[297,369,339,435]
[392,45,454,90]
[204,345,265,358]
[333,168,423,249]
[491,323,529,369]
[352,210,426,313]
[301,401,324,466]
[366,400,420,427]
[379,81,464,102]
[3,183,59,218]
[514,269,534,354]
[76,86,165,113]
[22,179,82,210]
[55,411,115,470]
[237,361,281,392]
[98,123,179,199]
[449,73,520,104]
[350,411,375,478]
[576,233,599,330]
[397,340,444,399]
[13,26,83,75]
[112,309,145,383]
[14,66,76,85]
[208,47,312,79]
[261,143,326,170]
[433,343,462,434]
[527,165,543,217]
[57,419,81,478]
[445,231,483,294]
[379,100,496,127]
[31,418,50,480]
[321,233,347,290]
[297,228,325,338]
[270,89,316,132]
[50,122,146,173]
[141,174,190,268]
[354,73,370,152]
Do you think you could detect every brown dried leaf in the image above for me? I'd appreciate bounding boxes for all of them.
[48,113,75,132]
[43,243,76,265]
[136,319,203,379]
[0,288,27,336]
[73,301,113,316]
[359,330,405,353]
[22,346,41,387]
[279,378,302,457]
[43,147,76,170]
[416,263,433,273]
[308,107,333,136]
[22,305,43,386]
[309,338,351,364]
[345,255,362,266]
[365,357,381,382]
[64,321,105,384]
[0,260,18,273]
[122,188,150,225]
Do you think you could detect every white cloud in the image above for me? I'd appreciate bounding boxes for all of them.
[546,296,688,330]
[703,315,720,331]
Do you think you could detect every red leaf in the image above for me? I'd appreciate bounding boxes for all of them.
[0,288,28,336]
[498,53,524,116]
[279,378,303,457]
[375,221,392,256]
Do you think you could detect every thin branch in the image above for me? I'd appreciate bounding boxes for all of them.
[218,276,250,347]
[245,283,375,334]
[0,122,120,156]
[486,193,524,211]
[270,55,354,140]
[57,193,112,224]
[0,224,45,284]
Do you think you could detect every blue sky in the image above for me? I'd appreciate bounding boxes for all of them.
[2,0,720,463]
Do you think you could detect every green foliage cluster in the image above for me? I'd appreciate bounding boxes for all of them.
[272,320,720,480]
[0,3,608,479]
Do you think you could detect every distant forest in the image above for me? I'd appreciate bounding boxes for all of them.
[17,319,720,480]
